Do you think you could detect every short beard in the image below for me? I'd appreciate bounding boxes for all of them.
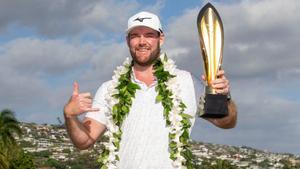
[130,45,161,67]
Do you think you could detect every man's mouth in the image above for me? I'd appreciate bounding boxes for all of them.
[137,47,149,52]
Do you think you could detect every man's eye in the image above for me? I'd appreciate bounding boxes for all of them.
[145,33,156,38]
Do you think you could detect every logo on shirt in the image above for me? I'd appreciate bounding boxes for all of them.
[134,17,152,22]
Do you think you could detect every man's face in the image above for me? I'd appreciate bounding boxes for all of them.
[127,26,164,66]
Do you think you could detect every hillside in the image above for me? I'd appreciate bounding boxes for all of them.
[17,123,300,169]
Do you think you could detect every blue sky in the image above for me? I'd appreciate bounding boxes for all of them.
[1,0,300,155]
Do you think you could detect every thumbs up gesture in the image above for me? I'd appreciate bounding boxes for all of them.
[64,82,99,118]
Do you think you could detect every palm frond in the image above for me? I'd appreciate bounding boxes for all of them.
[0,151,9,169]
[0,109,22,148]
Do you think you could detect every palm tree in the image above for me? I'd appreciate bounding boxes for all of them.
[0,109,22,147]
[0,151,9,169]
[0,109,22,168]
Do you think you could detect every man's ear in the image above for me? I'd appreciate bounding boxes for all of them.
[159,33,165,46]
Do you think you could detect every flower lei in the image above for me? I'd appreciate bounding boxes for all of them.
[98,53,194,169]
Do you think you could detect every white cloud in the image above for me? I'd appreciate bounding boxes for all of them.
[0,38,80,123]
[163,0,300,154]
[0,0,167,38]
[218,0,300,78]
[0,36,131,123]
[0,0,299,154]
[0,0,167,123]
[1,38,94,77]
[0,0,138,37]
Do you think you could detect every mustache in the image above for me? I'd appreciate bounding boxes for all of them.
[136,46,150,50]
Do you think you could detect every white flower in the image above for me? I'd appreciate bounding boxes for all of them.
[106,131,114,138]
[107,84,118,93]
[159,53,166,61]
[172,160,182,168]
[107,123,119,133]
[105,92,113,101]
[116,65,128,75]
[166,80,182,99]
[112,74,120,83]
[172,152,187,169]
[164,62,175,71]
[176,152,185,161]
[99,55,192,168]
[105,113,112,121]
[107,162,118,169]
[171,103,181,113]
[123,57,131,65]
[166,77,177,88]
[163,58,176,74]
[174,128,183,141]
[107,144,117,152]
[103,142,110,148]
[107,97,118,108]
[174,99,182,109]
[169,111,182,123]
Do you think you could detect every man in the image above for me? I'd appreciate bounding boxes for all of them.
[64,11,237,168]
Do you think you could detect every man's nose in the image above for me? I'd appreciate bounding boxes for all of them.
[138,35,146,44]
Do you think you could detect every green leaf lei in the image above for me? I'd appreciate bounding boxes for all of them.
[98,54,195,169]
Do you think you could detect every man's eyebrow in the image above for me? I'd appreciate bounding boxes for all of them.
[128,33,138,37]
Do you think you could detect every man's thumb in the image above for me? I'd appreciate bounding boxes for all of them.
[73,81,79,95]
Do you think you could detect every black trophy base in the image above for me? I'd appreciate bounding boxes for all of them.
[201,94,228,118]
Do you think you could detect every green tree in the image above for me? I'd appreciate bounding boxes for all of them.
[198,158,237,169]
[69,153,99,169]
[43,158,65,169]
[0,151,9,169]
[211,159,237,169]
[281,159,298,169]
[0,109,22,147]
[0,109,22,169]
[10,149,35,169]
[32,150,51,158]
[259,159,270,168]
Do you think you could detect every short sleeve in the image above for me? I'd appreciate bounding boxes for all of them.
[176,70,204,134]
[191,74,205,103]
[85,81,111,126]
[191,74,205,117]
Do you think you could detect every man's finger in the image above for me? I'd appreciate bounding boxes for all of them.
[217,69,225,74]
[212,78,229,87]
[73,81,79,95]
[212,78,226,84]
[79,92,92,99]
[201,75,206,81]
[80,98,93,104]
[213,83,227,89]
[215,88,229,95]
[216,70,225,77]
[84,107,100,112]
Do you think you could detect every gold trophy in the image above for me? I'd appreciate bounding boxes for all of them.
[197,3,228,118]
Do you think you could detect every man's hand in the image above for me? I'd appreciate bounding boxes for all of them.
[64,82,99,118]
[202,69,230,95]
[202,69,237,128]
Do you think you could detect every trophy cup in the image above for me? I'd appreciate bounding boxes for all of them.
[197,3,228,118]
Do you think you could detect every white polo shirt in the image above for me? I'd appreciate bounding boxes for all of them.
[86,68,203,169]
